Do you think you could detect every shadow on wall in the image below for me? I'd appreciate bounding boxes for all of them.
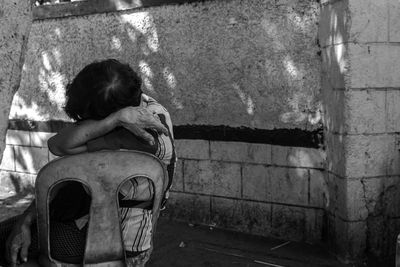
[11,0,322,130]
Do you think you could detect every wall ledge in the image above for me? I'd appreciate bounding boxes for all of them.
[33,0,215,20]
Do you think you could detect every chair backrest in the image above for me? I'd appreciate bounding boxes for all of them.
[35,151,167,267]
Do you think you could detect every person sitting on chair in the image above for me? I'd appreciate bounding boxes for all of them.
[1,59,176,266]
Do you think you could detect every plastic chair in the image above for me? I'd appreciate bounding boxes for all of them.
[34,151,167,267]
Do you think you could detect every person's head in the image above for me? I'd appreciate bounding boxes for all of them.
[64,59,142,121]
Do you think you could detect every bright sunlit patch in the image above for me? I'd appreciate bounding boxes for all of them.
[52,48,62,66]
[41,52,52,71]
[120,12,159,53]
[283,56,299,79]
[9,94,49,120]
[162,67,183,109]
[335,43,346,73]
[126,27,137,42]
[233,83,255,115]
[114,0,142,9]
[163,67,177,89]
[38,68,67,112]
[288,13,308,31]
[308,108,322,125]
[111,36,122,51]
[139,60,153,78]
[138,60,155,93]
[143,77,155,93]
[54,28,61,37]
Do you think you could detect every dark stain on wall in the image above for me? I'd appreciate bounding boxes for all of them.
[8,119,324,148]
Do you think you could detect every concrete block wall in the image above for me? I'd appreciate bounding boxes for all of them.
[167,140,326,242]
[320,0,400,261]
[0,130,55,196]
[0,129,326,243]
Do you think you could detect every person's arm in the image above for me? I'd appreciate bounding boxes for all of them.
[5,184,68,266]
[48,106,168,156]
[5,201,36,266]
[86,128,158,154]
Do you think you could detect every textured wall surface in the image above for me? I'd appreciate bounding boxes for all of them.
[10,0,321,130]
[320,0,400,262]
[0,0,33,163]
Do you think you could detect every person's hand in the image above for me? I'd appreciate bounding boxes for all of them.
[5,220,32,267]
[116,106,169,145]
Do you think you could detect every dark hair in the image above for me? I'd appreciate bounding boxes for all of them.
[64,59,142,121]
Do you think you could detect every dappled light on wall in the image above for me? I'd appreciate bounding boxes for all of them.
[120,12,159,53]
[11,0,322,131]
[9,95,49,121]
[163,67,183,110]
[233,83,255,116]
[139,60,155,93]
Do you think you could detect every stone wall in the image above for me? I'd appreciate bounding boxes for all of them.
[320,0,400,262]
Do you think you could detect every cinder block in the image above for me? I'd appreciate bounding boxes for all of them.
[270,204,307,241]
[336,178,370,221]
[272,145,325,169]
[349,44,400,88]
[184,160,241,197]
[171,159,183,192]
[305,209,324,242]
[287,147,325,169]
[14,146,49,174]
[211,197,272,236]
[345,90,386,134]
[210,141,271,164]
[349,0,388,43]
[6,130,30,146]
[30,131,56,147]
[389,0,400,42]
[386,90,400,133]
[271,145,289,166]
[175,140,209,160]
[269,167,309,206]
[0,145,15,171]
[242,164,269,201]
[333,217,367,261]
[166,192,211,224]
[360,177,385,217]
[345,134,391,178]
[309,169,328,208]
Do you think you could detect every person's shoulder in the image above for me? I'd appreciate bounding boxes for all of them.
[142,94,170,115]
